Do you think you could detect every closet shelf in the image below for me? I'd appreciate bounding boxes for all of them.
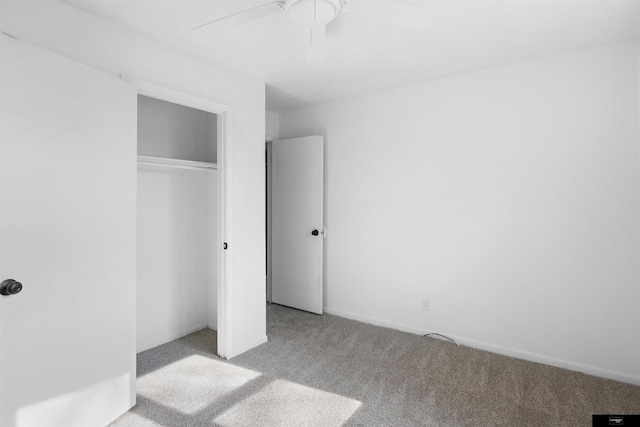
[137,155,217,171]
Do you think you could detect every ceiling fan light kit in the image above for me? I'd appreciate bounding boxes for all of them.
[193,0,433,63]
[285,0,343,27]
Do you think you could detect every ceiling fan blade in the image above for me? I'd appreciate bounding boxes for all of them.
[193,1,285,30]
[343,0,435,32]
[305,25,326,63]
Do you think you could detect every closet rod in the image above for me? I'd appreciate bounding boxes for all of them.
[137,155,217,171]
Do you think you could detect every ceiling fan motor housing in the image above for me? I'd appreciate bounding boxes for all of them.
[285,0,342,27]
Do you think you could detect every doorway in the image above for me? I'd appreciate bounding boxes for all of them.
[126,77,233,358]
[266,136,325,315]
[266,140,273,304]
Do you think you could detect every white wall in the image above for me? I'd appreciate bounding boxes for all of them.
[266,110,280,141]
[138,95,217,163]
[280,40,640,385]
[1,0,266,359]
[137,168,217,353]
[207,173,219,330]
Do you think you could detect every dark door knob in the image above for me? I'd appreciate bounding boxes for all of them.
[311,229,319,236]
[0,279,23,296]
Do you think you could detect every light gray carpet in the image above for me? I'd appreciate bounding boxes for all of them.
[110,304,640,426]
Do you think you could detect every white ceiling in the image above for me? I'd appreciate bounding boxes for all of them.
[61,0,639,113]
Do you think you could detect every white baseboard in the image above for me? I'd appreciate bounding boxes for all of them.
[207,321,217,331]
[323,306,640,387]
[137,323,209,353]
[324,306,427,335]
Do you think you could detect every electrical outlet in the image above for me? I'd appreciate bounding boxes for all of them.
[422,298,431,311]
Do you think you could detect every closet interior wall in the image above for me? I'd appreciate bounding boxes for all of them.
[137,95,218,353]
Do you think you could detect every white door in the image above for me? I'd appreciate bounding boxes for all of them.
[271,136,324,314]
[0,35,137,426]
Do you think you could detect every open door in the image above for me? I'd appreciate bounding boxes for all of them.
[271,136,324,314]
[0,35,137,426]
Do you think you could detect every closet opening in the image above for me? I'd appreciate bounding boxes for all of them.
[136,94,219,354]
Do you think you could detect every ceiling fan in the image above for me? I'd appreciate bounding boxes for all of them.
[193,0,435,62]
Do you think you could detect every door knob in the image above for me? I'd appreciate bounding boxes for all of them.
[311,229,319,236]
[0,279,23,296]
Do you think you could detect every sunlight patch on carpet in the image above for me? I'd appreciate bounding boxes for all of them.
[213,379,362,427]
[137,355,260,414]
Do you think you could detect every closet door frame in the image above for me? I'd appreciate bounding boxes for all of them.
[123,76,233,359]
